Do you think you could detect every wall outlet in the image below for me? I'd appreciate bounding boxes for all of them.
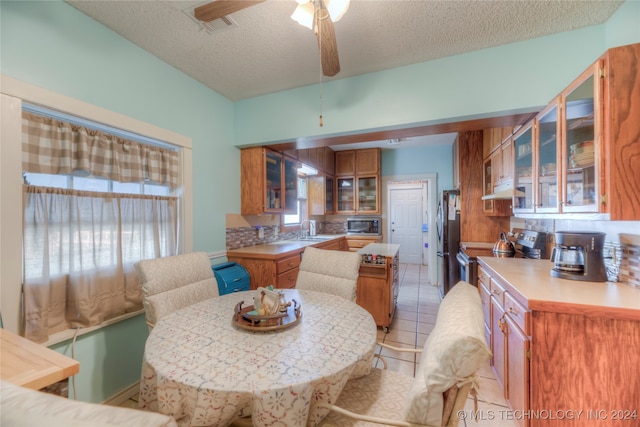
[257,226,264,239]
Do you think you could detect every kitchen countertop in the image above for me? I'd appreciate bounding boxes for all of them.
[357,243,400,258]
[478,257,640,321]
[226,234,346,259]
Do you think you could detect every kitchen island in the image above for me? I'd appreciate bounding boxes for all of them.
[477,257,640,427]
[357,243,400,332]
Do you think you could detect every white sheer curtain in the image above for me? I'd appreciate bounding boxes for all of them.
[23,185,178,342]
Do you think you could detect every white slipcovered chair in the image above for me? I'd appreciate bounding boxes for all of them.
[1,380,177,427]
[135,252,219,329]
[295,246,361,302]
[318,281,491,427]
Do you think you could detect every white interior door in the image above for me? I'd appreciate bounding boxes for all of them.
[389,186,424,264]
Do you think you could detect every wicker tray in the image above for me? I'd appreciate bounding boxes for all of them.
[232,299,302,332]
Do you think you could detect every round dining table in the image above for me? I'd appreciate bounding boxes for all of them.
[139,289,377,427]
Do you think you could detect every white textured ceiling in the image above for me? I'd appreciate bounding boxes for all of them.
[66,0,622,102]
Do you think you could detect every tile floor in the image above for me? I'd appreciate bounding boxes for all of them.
[119,263,517,426]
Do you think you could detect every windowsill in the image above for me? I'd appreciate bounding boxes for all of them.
[43,309,145,347]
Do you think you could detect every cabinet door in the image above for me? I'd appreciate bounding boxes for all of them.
[501,138,514,186]
[491,148,502,186]
[336,177,355,213]
[357,176,378,213]
[561,66,600,213]
[491,296,507,393]
[283,156,298,213]
[335,151,355,175]
[356,148,379,175]
[482,157,494,214]
[505,314,530,427]
[325,175,334,214]
[265,150,284,212]
[535,100,561,213]
[512,123,535,213]
[324,148,335,175]
[308,175,326,216]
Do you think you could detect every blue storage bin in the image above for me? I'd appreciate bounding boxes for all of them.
[212,262,250,295]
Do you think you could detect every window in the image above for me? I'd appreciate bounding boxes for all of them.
[283,176,307,225]
[21,109,180,342]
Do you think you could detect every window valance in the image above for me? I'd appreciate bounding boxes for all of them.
[22,111,179,188]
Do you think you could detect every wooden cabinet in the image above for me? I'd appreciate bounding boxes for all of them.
[452,136,460,190]
[478,257,640,427]
[335,150,355,175]
[308,173,335,215]
[357,251,399,332]
[241,147,297,215]
[480,263,533,427]
[336,148,381,214]
[345,235,382,252]
[512,43,640,219]
[482,128,513,216]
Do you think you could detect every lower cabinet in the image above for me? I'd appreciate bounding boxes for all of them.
[346,236,382,252]
[357,253,399,332]
[227,252,302,290]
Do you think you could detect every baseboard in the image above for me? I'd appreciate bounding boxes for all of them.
[103,381,140,406]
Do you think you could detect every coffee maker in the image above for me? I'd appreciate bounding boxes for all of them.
[550,231,608,282]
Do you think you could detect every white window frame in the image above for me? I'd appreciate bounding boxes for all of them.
[0,74,193,336]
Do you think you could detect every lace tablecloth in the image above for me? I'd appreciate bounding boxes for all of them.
[139,289,377,427]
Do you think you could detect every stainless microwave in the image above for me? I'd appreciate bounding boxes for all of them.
[347,217,381,235]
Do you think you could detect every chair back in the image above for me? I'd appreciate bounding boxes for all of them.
[295,247,360,301]
[136,252,219,328]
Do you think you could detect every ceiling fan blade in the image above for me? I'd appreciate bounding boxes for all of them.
[315,2,340,77]
[194,0,265,22]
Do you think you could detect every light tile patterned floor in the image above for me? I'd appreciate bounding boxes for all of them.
[120,263,517,426]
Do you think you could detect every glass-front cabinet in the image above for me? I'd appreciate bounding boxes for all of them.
[357,177,378,213]
[337,177,355,212]
[265,151,283,211]
[325,176,334,214]
[283,156,298,212]
[535,99,561,213]
[513,123,534,213]
[264,151,297,213]
[561,68,599,213]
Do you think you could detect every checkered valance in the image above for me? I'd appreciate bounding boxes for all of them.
[22,111,179,188]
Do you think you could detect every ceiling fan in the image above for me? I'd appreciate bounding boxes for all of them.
[194,0,347,77]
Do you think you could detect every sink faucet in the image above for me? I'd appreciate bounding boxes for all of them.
[299,220,311,240]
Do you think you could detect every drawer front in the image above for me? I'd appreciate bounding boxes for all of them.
[276,267,299,289]
[489,278,506,307]
[276,254,301,274]
[504,292,530,335]
[348,239,373,250]
[478,266,491,289]
[479,281,491,328]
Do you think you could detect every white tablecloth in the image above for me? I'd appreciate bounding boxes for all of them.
[139,289,377,427]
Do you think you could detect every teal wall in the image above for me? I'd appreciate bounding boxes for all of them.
[1,0,639,404]
[381,144,454,193]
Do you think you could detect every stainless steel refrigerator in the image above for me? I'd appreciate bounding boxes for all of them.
[436,190,461,299]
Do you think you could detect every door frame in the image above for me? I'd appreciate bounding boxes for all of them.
[382,173,437,285]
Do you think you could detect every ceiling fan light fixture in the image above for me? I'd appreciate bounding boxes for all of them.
[291,2,315,30]
[291,0,349,29]
[325,0,350,22]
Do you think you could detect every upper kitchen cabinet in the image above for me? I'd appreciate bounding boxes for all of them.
[241,147,297,215]
[482,127,514,216]
[511,43,640,220]
[308,174,335,215]
[335,148,381,214]
[512,122,535,213]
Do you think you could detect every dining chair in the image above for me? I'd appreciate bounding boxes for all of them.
[318,281,491,427]
[135,252,219,329]
[295,246,361,301]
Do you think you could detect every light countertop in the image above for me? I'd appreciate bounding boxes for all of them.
[477,257,640,321]
[227,235,345,259]
[357,243,400,258]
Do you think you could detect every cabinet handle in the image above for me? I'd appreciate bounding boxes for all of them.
[508,306,519,316]
[498,315,507,334]
[492,289,501,296]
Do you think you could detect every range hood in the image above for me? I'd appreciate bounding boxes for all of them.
[481,183,526,200]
